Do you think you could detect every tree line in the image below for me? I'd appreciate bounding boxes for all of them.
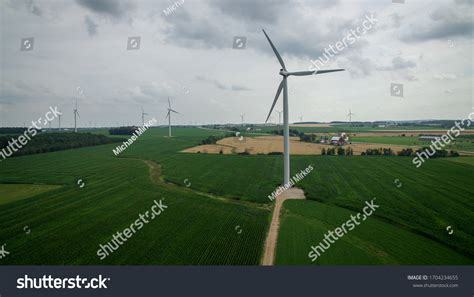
[0,133,124,158]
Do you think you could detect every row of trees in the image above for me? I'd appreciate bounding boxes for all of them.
[270,129,303,138]
[109,127,138,135]
[0,128,33,134]
[200,133,235,145]
[321,147,354,156]
[0,133,124,158]
[320,146,460,157]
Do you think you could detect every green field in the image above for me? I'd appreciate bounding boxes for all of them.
[352,136,474,152]
[352,136,423,146]
[0,184,62,206]
[0,127,473,265]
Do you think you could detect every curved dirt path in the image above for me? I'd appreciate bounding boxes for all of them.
[261,187,305,266]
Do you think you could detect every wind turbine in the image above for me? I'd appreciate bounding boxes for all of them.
[58,109,62,131]
[299,116,303,123]
[277,110,283,126]
[73,99,80,133]
[347,109,355,125]
[141,106,149,126]
[262,29,344,185]
[166,97,178,137]
[240,114,245,125]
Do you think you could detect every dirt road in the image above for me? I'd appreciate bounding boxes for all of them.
[261,187,306,265]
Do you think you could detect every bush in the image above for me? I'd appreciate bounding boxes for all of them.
[109,127,137,135]
[238,149,250,155]
[326,148,336,155]
[267,151,283,155]
[321,148,326,155]
[449,150,460,157]
[397,148,414,156]
[383,148,394,156]
[337,147,345,156]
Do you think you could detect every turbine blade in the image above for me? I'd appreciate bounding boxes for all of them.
[76,111,80,118]
[166,111,170,118]
[315,69,345,75]
[170,109,179,114]
[168,97,171,109]
[262,29,286,71]
[288,71,315,76]
[265,79,284,123]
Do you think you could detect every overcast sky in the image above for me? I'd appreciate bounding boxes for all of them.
[0,0,472,127]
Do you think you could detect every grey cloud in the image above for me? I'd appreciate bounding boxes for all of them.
[163,8,229,49]
[84,15,98,36]
[454,0,473,5]
[7,0,43,16]
[163,1,365,60]
[195,75,251,91]
[391,13,403,28]
[433,73,458,80]
[402,7,473,42]
[210,0,289,24]
[25,0,42,16]
[334,55,375,78]
[75,0,133,18]
[376,57,416,71]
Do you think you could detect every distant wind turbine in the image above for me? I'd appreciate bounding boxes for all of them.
[58,109,62,131]
[166,97,179,137]
[277,110,283,126]
[262,29,344,185]
[299,116,303,123]
[141,106,149,126]
[240,114,245,125]
[73,99,80,133]
[347,109,355,125]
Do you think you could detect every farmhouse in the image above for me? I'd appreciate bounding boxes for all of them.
[418,135,440,141]
[330,136,345,145]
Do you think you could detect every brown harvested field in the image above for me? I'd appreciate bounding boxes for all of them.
[181,136,415,155]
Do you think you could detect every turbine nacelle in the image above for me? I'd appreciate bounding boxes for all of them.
[279,69,289,76]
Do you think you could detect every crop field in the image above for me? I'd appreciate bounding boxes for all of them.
[0,184,62,206]
[0,128,268,264]
[352,136,474,152]
[0,127,473,265]
[276,157,474,264]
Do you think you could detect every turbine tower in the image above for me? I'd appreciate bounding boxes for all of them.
[347,109,355,125]
[141,106,149,126]
[166,97,179,137]
[73,99,80,133]
[58,109,62,131]
[277,110,282,126]
[262,29,344,185]
[240,114,245,125]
